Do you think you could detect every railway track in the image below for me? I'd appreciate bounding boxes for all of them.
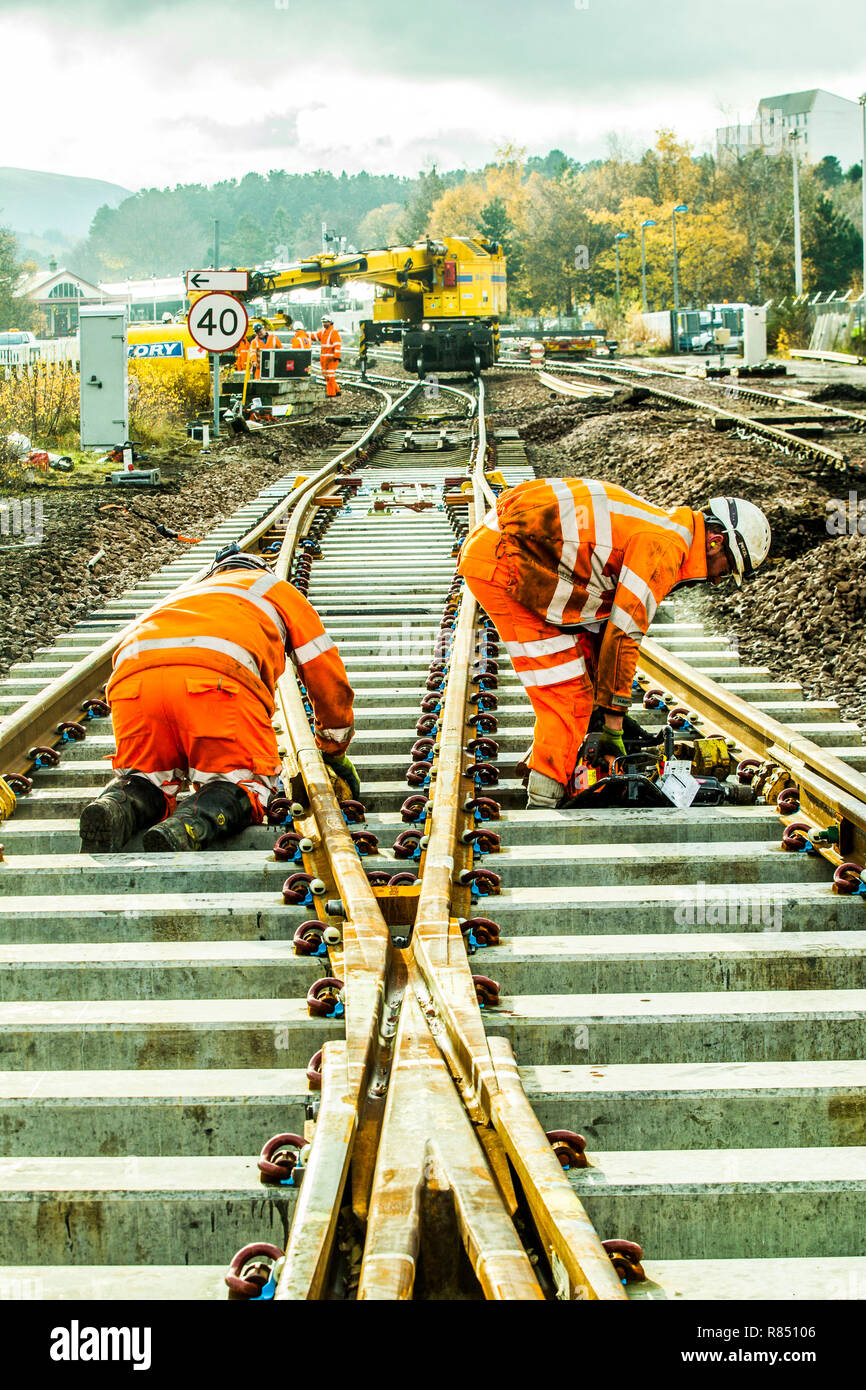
[498,351,866,477]
[0,363,865,1301]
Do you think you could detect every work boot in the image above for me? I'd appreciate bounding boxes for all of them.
[526,771,566,809]
[79,774,167,853]
[142,779,253,852]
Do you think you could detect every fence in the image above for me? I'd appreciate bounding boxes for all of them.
[1,356,80,386]
[0,338,80,369]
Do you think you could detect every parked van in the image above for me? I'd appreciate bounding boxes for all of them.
[0,330,38,348]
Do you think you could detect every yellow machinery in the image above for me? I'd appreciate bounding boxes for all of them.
[231,235,507,377]
[126,321,206,362]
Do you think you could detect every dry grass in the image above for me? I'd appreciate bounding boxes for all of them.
[128,361,211,446]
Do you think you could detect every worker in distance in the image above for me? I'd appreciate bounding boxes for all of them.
[79,544,360,853]
[458,478,771,809]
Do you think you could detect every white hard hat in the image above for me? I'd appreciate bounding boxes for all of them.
[705,497,771,587]
[321,312,333,322]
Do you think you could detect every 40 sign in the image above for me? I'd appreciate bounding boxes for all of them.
[187,292,248,353]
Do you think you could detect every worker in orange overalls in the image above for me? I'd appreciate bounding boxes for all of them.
[248,321,283,379]
[234,331,252,373]
[291,321,312,350]
[458,480,771,808]
[78,545,358,853]
[313,313,341,396]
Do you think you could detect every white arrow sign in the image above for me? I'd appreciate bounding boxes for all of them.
[187,293,249,353]
[186,269,250,294]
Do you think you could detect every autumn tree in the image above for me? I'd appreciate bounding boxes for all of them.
[356,202,407,248]
[0,227,37,331]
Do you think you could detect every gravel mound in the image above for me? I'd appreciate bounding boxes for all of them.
[808,384,866,404]
[519,406,866,737]
[524,412,842,561]
[697,535,866,729]
[0,419,346,680]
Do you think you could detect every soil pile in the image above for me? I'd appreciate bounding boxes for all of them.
[697,534,866,728]
[513,391,866,737]
[0,418,346,679]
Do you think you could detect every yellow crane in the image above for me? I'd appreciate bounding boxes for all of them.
[232,235,507,378]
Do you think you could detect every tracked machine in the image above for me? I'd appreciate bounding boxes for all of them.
[232,235,507,378]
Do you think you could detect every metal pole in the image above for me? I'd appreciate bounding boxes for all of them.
[860,96,866,331]
[615,242,621,310]
[791,132,803,296]
[672,210,680,354]
[212,220,220,439]
[641,225,648,313]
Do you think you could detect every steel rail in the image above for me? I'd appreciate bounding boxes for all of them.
[271,374,546,1299]
[398,376,626,1300]
[269,373,619,1298]
[545,361,850,470]
[638,639,866,860]
[569,356,866,429]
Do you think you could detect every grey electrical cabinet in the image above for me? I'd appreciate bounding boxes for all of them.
[79,305,128,448]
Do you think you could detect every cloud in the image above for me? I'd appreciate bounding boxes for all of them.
[0,0,862,185]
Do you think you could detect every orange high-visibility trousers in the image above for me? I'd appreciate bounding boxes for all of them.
[321,354,340,396]
[459,527,595,786]
[108,666,283,821]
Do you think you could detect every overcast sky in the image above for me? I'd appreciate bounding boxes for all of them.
[3,0,864,188]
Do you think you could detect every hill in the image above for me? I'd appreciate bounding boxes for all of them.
[0,166,132,241]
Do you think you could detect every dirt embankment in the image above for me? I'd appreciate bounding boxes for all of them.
[0,417,349,679]
[486,377,866,733]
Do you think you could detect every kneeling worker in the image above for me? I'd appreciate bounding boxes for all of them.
[458,478,770,808]
[79,544,358,852]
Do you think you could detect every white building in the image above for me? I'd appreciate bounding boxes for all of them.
[18,263,108,335]
[716,89,864,169]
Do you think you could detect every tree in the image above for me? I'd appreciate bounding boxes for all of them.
[399,165,444,241]
[814,155,844,189]
[230,213,267,265]
[356,202,406,248]
[268,206,293,259]
[0,227,37,331]
[803,194,862,291]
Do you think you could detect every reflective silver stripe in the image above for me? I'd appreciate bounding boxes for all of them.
[504,633,576,660]
[517,655,587,688]
[617,566,658,624]
[609,603,645,638]
[294,632,335,665]
[546,479,581,625]
[187,583,287,643]
[483,507,500,532]
[319,724,353,741]
[579,481,614,624]
[609,501,693,545]
[115,634,261,678]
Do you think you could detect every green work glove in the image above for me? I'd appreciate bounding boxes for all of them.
[323,752,361,801]
[596,726,626,763]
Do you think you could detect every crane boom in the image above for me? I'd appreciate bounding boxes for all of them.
[232,235,508,377]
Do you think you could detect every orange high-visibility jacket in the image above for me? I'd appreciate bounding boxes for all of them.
[250,330,282,358]
[291,328,312,349]
[107,568,355,753]
[314,324,341,358]
[235,337,251,371]
[465,478,707,712]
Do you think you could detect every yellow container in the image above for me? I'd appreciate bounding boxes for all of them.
[127,322,208,364]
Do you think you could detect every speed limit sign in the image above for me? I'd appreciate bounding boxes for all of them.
[187,292,249,353]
